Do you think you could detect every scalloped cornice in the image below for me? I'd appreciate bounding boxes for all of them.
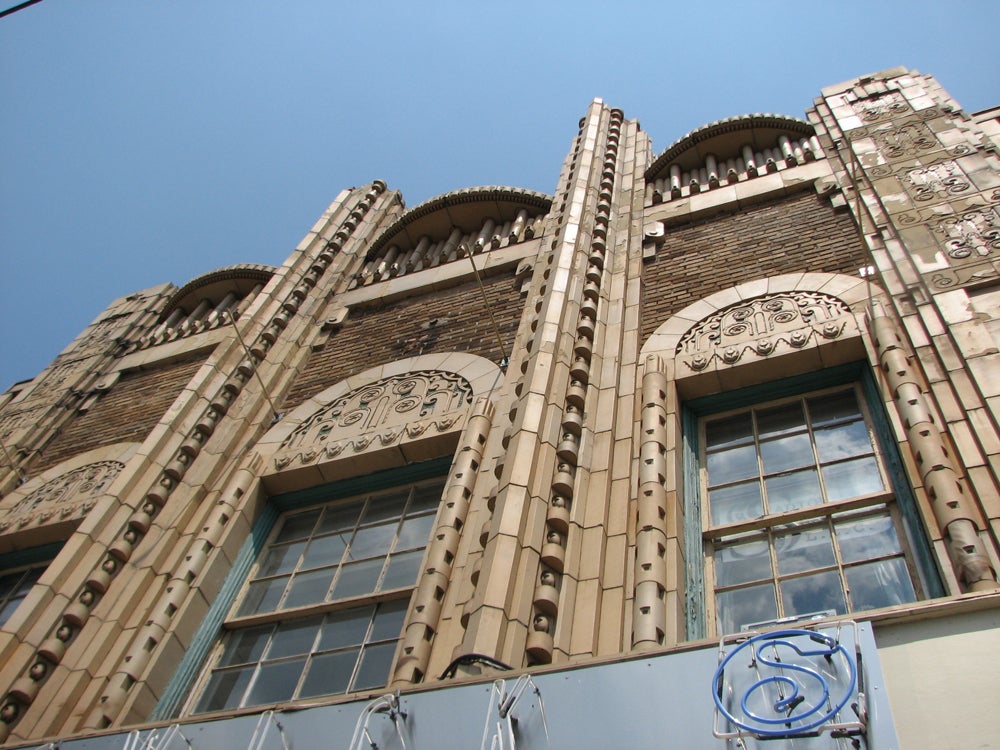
[646,114,815,181]
[367,185,552,259]
[162,263,276,317]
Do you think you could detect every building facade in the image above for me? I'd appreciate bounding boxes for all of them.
[0,67,998,748]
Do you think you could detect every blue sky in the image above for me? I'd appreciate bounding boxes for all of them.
[2,1,998,390]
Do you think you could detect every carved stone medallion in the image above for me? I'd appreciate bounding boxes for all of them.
[275,370,473,468]
[677,292,851,372]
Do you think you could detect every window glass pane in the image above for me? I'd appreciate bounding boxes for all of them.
[836,514,902,563]
[0,599,22,626]
[258,541,306,577]
[273,510,321,543]
[709,481,763,526]
[716,583,777,634]
[822,456,883,501]
[245,658,306,706]
[363,490,410,525]
[196,475,445,715]
[331,558,385,600]
[316,501,364,535]
[780,571,847,618]
[15,568,43,596]
[814,420,872,462]
[370,600,409,642]
[299,650,358,698]
[410,482,445,512]
[301,534,348,571]
[808,390,860,426]
[765,468,822,514]
[382,550,424,591]
[318,606,372,651]
[715,539,772,587]
[352,642,398,691]
[218,624,272,667]
[347,523,398,561]
[196,667,253,713]
[267,616,323,659]
[283,568,335,609]
[705,413,753,450]
[756,402,806,439]
[760,433,813,474]
[396,514,435,550]
[238,576,289,616]
[774,525,836,575]
[706,444,758,486]
[0,573,21,597]
[845,558,916,611]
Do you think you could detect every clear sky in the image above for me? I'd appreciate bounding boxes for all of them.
[2,1,998,390]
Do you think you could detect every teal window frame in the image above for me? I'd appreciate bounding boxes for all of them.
[681,362,943,640]
[153,456,450,720]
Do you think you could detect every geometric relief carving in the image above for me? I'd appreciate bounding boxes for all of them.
[0,460,124,530]
[873,122,938,159]
[677,292,851,372]
[903,160,972,203]
[936,207,1000,259]
[852,92,910,123]
[889,187,1000,291]
[275,370,473,469]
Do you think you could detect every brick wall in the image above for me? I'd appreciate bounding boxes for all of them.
[640,191,869,344]
[282,271,524,410]
[27,352,208,476]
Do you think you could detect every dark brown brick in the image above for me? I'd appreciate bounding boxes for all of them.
[640,192,868,344]
[281,272,525,411]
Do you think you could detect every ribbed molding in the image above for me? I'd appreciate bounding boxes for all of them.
[91,461,261,726]
[526,108,625,665]
[632,356,670,649]
[869,305,998,592]
[393,397,495,684]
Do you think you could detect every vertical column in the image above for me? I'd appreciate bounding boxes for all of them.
[870,304,997,591]
[393,397,495,684]
[632,356,670,649]
[812,68,1000,586]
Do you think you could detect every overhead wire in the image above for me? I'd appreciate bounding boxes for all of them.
[0,0,44,20]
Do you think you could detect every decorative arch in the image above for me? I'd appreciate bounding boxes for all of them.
[642,273,875,391]
[646,114,815,181]
[160,263,276,320]
[644,114,822,204]
[349,186,552,289]
[0,442,139,553]
[257,353,503,489]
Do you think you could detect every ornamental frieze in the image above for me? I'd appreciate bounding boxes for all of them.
[275,370,473,468]
[0,460,124,532]
[676,292,851,372]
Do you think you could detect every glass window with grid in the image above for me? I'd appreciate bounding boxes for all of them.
[0,564,46,626]
[193,478,444,714]
[702,386,920,634]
